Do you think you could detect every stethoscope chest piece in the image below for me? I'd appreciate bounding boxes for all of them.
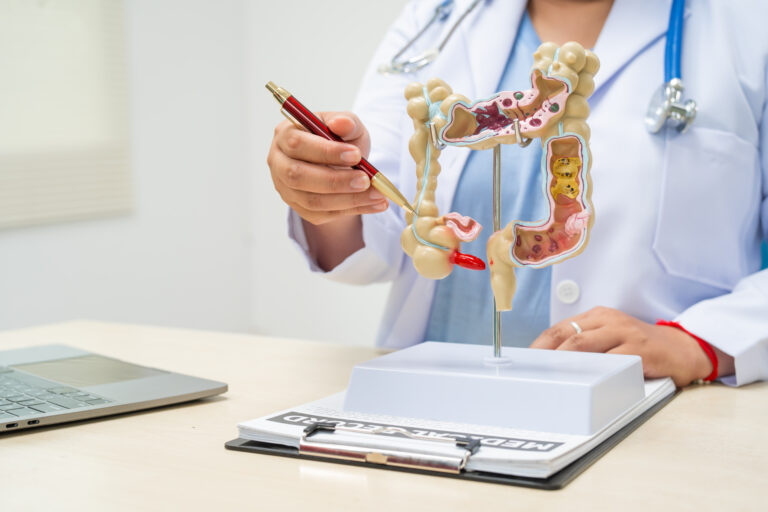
[646,0,697,134]
[645,78,697,134]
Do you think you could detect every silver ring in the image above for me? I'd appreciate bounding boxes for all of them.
[570,321,582,335]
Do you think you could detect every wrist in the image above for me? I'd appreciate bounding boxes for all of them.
[656,320,717,383]
[303,215,364,271]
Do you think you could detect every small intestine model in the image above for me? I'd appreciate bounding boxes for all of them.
[401,41,599,311]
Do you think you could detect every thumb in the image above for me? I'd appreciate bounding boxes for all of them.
[323,112,363,141]
[322,111,370,157]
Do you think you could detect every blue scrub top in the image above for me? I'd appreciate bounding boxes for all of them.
[424,13,551,347]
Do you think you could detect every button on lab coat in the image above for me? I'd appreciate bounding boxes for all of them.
[289,0,768,386]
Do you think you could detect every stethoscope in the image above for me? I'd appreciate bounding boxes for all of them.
[378,0,697,134]
[644,0,697,133]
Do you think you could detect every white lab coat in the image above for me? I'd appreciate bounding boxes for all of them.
[289,0,768,386]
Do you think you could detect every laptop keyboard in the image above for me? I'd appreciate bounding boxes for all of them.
[0,366,112,421]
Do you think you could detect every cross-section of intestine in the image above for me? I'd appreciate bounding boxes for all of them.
[487,42,598,310]
[507,136,589,267]
[400,41,599,311]
[444,212,482,242]
[440,69,570,150]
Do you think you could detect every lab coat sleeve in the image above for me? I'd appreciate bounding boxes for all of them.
[286,1,433,285]
[674,97,768,387]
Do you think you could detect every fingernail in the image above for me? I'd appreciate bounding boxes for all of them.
[350,175,369,191]
[369,189,384,200]
[341,149,359,165]
[374,201,388,211]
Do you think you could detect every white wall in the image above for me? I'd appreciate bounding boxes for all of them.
[0,0,252,332]
[0,0,408,346]
[246,0,409,345]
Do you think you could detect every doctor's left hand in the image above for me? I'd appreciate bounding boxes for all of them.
[529,307,733,387]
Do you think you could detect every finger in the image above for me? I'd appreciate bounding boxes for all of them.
[323,112,366,142]
[292,201,389,225]
[277,126,361,166]
[272,151,371,194]
[530,322,575,350]
[557,327,623,353]
[318,112,370,158]
[288,187,387,213]
[529,311,606,350]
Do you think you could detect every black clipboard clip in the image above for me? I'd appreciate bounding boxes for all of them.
[299,422,481,474]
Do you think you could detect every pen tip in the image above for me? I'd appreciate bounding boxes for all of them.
[265,82,290,104]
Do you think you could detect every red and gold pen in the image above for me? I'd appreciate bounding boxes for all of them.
[266,81,415,215]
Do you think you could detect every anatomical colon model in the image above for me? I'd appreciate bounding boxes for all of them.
[401,41,599,311]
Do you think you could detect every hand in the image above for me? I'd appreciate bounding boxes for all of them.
[267,112,389,225]
[530,306,714,387]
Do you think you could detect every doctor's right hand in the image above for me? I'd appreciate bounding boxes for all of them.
[267,112,389,225]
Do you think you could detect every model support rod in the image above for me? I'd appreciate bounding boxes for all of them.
[492,145,502,358]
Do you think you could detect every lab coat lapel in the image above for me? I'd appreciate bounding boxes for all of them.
[592,0,673,94]
[461,0,527,99]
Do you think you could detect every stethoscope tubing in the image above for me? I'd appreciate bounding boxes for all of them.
[665,0,685,82]
[384,0,686,82]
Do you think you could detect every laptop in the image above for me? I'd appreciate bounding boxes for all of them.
[0,344,227,432]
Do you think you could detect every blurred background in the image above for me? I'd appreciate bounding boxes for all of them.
[0,0,409,345]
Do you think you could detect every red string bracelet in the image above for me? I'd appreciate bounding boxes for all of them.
[656,320,718,383]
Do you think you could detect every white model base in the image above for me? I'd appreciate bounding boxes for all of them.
[343,342,645,436]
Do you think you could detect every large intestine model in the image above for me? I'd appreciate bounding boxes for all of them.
[401,41,599,311]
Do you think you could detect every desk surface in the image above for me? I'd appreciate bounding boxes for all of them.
[1,322,766,511]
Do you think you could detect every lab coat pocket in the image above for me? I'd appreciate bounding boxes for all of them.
[653,128,761,290]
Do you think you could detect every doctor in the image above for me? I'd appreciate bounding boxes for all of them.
[267,0,768,387]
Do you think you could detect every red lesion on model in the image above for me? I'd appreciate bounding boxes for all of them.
[471,104,515,135]
[449,250,486,271]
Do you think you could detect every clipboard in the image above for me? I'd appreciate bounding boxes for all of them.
[225,390,676,490]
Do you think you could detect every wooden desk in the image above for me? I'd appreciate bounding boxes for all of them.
[1,322,766,511]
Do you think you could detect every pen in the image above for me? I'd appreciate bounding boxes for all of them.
[266,81,415,215]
